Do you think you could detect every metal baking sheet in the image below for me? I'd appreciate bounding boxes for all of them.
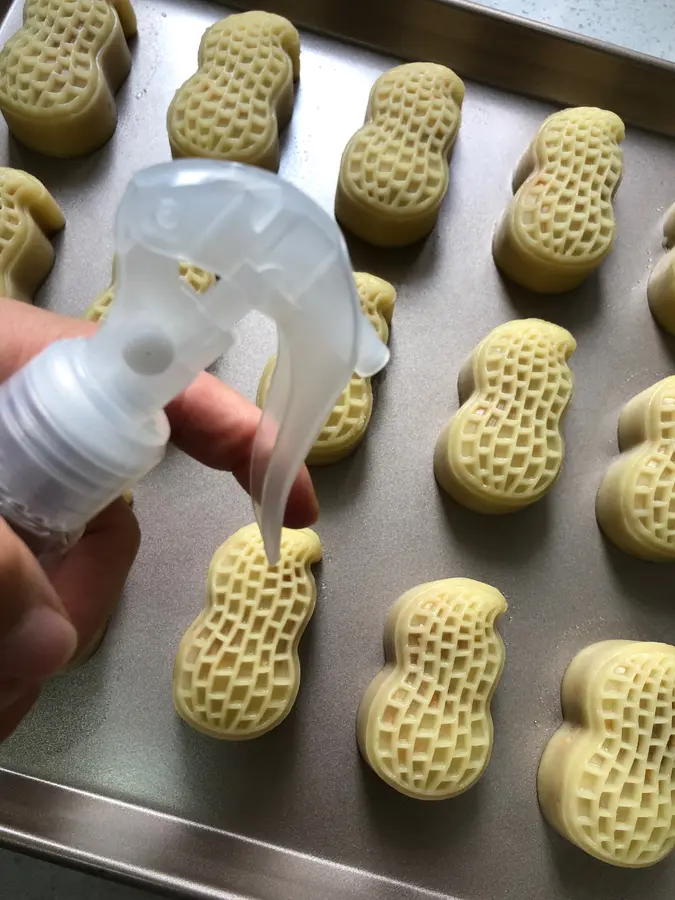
[1,0,675,898]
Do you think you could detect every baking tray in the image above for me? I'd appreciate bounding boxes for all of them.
[1,0,675,898]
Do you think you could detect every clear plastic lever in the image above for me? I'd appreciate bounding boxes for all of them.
[104,160,390,562]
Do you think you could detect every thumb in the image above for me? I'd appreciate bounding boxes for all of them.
[0,518,77,707]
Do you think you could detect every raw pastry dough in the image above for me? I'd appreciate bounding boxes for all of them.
[335,62,465,247]
[358,579,506,800]
[167,11,300,171]
[0,167,64,303]
[596,376,675,561]
[83,259,215,323]
[493,107,625,293]
[538,640,675,867]
[434,319,576,513]
[173,524,321,740]
[256,273,395,465]
[647,203,675,334]
[0,0,137,157]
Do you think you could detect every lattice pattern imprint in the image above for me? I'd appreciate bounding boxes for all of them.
[82,258,215,323]
[434,318,576,513]
[648,202,675,335]
[257,272,396,465]
[358,579,507,800]
[167,11,300,171]
[335,62,465,247]
[173,524,322,740]
[538,640,675,867]
[0,0,137,157]
[493,107,625,293]
[0,166,64,303]
[596,375,675,562]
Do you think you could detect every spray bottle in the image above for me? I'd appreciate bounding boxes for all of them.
[0,160,389,564]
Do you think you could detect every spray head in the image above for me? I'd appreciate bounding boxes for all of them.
[71,160,388,561]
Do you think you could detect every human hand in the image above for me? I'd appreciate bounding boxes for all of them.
[0,297,318,740]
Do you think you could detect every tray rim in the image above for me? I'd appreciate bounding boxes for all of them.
[0,768,449,900]
[227,0,675,137]
[2,0,675,897]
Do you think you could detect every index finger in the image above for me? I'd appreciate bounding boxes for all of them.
[0,298,318,527]
[167,373,318,528]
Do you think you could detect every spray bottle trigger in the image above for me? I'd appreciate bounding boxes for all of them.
[250,333,343,566]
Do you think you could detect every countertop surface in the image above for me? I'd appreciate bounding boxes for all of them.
[2,0,674,898]
[485,0,675,60]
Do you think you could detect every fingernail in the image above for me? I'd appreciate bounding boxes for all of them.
[63,621,109,671]
[0,607,78,679]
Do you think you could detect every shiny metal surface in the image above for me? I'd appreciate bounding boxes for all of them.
[1,0,675,898]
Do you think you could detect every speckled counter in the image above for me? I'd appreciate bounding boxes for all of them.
[487,0,675,59]
[1,0,674,898]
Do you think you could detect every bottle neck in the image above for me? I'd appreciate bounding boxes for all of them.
[0,495,82,562]
[0,338,168,537]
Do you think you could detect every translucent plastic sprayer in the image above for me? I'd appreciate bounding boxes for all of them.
[0,160,389,563]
